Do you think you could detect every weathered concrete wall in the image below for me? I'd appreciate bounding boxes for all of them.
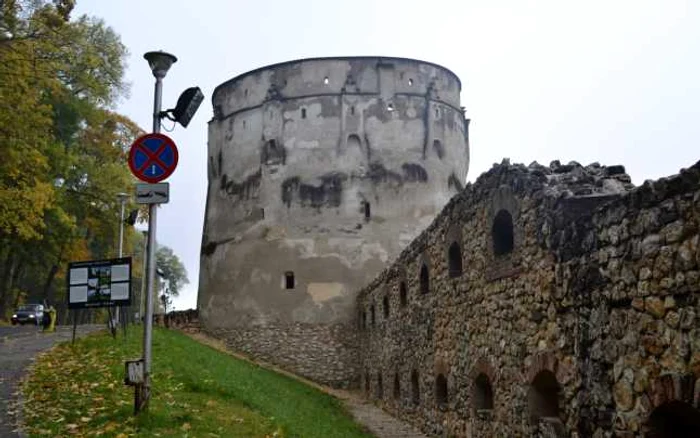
[357,159,700,437]
[200,57,469,386]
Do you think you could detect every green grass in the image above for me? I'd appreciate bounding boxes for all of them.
[22,327,372,438]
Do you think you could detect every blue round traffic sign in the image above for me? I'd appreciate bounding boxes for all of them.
[128,133,179,183]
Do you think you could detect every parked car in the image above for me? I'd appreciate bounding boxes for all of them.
[11,304,44,326]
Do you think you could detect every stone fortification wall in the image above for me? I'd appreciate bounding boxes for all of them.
[209,323,359,388]
[563,161,700,437]
[200,57,469,387]
[356,158,700,437]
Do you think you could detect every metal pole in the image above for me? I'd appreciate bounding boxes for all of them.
[72,309,78,344]
[139,230,148,321]
[118,199,126,257]
[115,195,126,332]
[140,75,162,412]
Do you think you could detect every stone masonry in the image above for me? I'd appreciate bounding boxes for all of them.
[357,159,700,437]
[198,55,700,438]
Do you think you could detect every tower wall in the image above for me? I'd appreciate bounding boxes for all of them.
[199,57,469,386]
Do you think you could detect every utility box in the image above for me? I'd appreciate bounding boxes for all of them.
[124,359,144,386]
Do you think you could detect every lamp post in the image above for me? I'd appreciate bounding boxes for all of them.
[139,50,177,413]
[115,192,129,333]
[117,193,129,257]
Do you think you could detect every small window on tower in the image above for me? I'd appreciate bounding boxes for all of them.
[408,78,413,86]
[324,76,329,85]
[285,271,295,289]
[350,106,355,115]
[364,202,371,221]
[301,108,306,119]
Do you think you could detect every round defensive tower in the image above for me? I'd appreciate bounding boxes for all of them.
[199,56,469,386]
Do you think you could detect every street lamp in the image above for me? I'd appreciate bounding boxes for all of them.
[114,192,129,336]
[144,51,177,79]
[138,50,176,414]
[117,193,129,257]
[143,51,177,133]
[133,50,201,414]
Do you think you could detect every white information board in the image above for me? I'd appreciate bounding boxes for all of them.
[67,257,131,308]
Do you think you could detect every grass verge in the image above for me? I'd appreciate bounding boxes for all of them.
[21,327,372,438]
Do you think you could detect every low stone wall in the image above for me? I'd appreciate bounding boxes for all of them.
[208,322,359,388]
[158,309,200,330]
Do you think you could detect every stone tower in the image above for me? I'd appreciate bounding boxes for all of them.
[199,57,469,386]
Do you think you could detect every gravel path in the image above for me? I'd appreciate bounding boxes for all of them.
[329,390,430,438]
[0,324,103,437]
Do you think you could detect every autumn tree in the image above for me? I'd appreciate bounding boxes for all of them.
[156,245,189,298]
[0,0,143,320]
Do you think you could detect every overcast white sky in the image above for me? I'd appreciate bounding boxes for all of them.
[74,0,699,310]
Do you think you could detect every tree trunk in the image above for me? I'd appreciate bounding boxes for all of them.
[42,264,59,305]
[0,251,18,319]
[11,264,25,308]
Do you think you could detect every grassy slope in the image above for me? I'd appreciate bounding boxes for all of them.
[22,327,371,438]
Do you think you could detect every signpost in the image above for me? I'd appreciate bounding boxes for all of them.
[67,258,132,309]
[136,183,169,204]
[67,257,132,342]
[128,50,178,415]
[127,133,179,183]
[127,49,201,415]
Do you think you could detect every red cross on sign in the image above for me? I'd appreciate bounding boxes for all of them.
[128,133,179,183]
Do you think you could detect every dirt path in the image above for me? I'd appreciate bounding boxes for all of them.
[0,324,103,438]
[184,330,429,438]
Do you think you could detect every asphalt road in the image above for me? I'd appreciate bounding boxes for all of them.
[0,324,103,437]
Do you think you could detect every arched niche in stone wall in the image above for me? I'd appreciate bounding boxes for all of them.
[643,374,700,438]
[342,133,369,162]
[474,373,494,411]
[444,223,463,279]
[393,372,401,400]
[433,139,445,160]
[376,371,384,400]
[487,185,519,265]
[435,373,448,409]
[382,294,390,320]
[390,266,408,308]
[364,370,370,394]
[523,353,565,427]
[528,370,560,420]
[261,138,286,166]
[411,369,421,405]
[418,251,431,295]
[399,278,408,307]
[647,401,700,438]
[433,358,450,411]
[493,210,514,256]
[469,357,499,414]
